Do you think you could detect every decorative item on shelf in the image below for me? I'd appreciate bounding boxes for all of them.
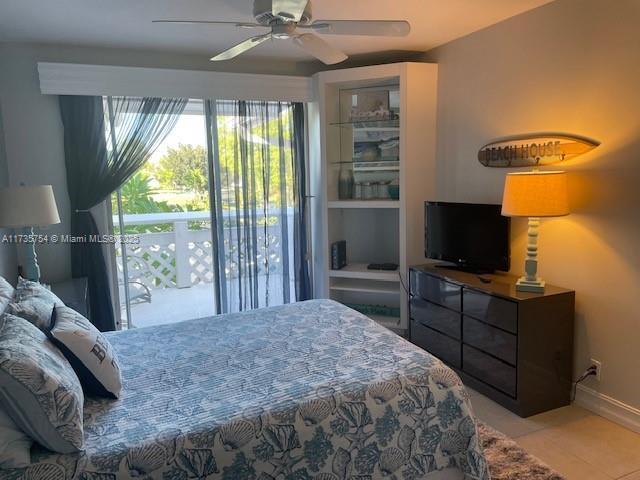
[379,138,399,159]
[344,303,401,318]
[353,182,363,200]
[376,181,390,199]
[359,145,380,162]
[362,182,374,200]
[338,164,354,200]
[478,134,599,168]
[388,181,400,200]
[331,240,347,270]
[350,89,394,122]
[0,185,61,282]
[501,170,570,293]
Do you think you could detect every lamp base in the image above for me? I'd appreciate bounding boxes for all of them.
[516,277,545,293]
[20,226,41,283]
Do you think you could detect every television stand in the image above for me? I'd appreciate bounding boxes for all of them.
[409,264,575,417]
[434,263,495,275]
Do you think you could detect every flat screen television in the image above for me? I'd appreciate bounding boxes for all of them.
[425,201,510,273]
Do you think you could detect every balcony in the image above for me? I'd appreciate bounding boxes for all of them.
[114,210,295,329]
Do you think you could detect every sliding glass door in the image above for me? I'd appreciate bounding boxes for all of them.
[206,100,302,313]
[111,99,216,329]
[109,98,309,328]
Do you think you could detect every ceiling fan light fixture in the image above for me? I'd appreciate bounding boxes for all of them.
[271,23,297,39]
[155,0,410,64]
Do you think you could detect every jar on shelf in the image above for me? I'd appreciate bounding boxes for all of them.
[377,181,390,199]
[338,164,354,200]
[362,182,373,200]
[353,182,363,200]
[371,182,382,199]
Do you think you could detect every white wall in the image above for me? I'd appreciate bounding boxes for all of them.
[0,42,320,282]
[0,45,70,282]
[421,0,640,409]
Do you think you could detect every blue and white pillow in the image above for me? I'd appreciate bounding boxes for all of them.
[0,276,14,315]
[8,277,63,331]
[0,406,32,468]
[6,297,54,331]
[47,306,122,399]
[0,314,84,454]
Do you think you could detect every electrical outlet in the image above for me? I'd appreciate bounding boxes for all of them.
[590,358,602,381]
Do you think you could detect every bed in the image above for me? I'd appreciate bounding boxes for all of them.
[4,299,488,480]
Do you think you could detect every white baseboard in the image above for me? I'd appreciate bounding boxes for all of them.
[574,384,640,434]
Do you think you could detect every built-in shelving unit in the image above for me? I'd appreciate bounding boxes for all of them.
[310,63,439,333]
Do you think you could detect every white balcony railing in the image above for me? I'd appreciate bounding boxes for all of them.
[114,210,293,291]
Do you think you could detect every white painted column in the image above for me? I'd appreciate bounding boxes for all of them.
[174,221,191,288]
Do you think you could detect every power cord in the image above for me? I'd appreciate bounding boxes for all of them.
[398,271,409,295]
[571,365,598,402]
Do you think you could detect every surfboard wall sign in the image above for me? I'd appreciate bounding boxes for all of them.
[478,134,599,167]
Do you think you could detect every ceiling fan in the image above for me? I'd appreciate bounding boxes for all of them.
[153,0,411,65]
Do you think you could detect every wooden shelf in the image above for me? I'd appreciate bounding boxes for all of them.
[328,200,399,209]
[329,263,400,282]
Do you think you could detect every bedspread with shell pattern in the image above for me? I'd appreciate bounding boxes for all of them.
[3,299,488,480]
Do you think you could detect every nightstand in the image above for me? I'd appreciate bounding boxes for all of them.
[50,277,90,320]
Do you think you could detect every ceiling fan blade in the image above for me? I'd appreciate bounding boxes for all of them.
[310,20,411,36]
[272,0,309,22]
[293,34,347,65]
[211,34,272,61]
[153,20,264,28]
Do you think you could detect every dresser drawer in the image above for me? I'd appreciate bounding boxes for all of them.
[411,320,461,368]
[411,298,461,339]
[463,345,516,397]
[410,271,462,311]
[463,316,517,365]
[463,289,518,333]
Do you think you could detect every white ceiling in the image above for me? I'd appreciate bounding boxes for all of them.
[0,0,554,61]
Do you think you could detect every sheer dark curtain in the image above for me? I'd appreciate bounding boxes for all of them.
[205,100,310,314]
[59,96,186,331]
[292,103,311,301]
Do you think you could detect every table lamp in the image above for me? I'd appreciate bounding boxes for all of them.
[501,171,569,293]
[0,185,61,282]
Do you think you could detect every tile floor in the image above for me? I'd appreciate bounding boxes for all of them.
[467,388,640,480]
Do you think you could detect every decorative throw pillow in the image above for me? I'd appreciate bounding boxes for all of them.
[47,306,122,399]
[0,406,32,468]
[0,314,84,454]
[6,297,55,331]
[0,276,14,315]
[10,277,63,332]
[14,276,63,306]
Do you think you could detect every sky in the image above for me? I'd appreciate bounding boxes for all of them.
[150,113,207,164]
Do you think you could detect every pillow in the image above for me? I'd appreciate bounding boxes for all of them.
[6,298,55,331]
[0,314,84,454]
[0,276,14,315]
[47,306,122,399]
[0,405,32,468]
[9,277,63,332]
[14,276,63,306]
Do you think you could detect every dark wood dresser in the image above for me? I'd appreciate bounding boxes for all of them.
[409,264,574,417]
